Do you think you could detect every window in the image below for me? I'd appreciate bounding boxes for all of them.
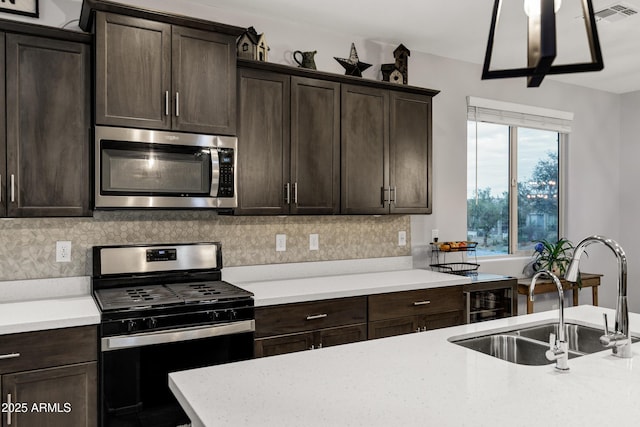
[466,97,571,257]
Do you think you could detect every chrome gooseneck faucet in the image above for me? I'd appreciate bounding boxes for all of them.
[529,270,569,371]
[565,235,631,358]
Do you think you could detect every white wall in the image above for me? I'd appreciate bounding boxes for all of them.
[9,0,631,313]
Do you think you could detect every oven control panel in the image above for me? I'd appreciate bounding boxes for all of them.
[146,248,177,262]
[100,305,254,337]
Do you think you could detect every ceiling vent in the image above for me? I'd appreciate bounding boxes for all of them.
[594,3,638,22]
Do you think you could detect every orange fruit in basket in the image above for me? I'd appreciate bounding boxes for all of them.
[459,241,467,248]
[439,244,450,251]
[449,242,459,249]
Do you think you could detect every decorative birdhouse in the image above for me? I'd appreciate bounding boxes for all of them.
[237,26,270,62]
[381,44,410,85]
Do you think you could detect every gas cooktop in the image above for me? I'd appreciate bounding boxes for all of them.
[94,281,253,311]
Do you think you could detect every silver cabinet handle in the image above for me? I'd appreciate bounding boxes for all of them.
[293,182,298,205]
[413,300,431,306]
[165,91,169,116]
[175,92,180,117]
[306,314,328,320]
[381,187,389,206]
[10,174,14,203]
[6,393,11,425]
[0,353,20,360]
[284,183,291,204]
[390,186,397,204]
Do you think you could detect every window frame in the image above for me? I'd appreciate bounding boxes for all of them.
[467,120,567,257]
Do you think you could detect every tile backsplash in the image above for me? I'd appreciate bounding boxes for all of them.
[0,212,411,280]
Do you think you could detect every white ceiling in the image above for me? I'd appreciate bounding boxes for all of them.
[193,0,640,94]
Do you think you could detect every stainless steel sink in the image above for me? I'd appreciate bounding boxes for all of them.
[454,334,582,366]
[450,322,638,366]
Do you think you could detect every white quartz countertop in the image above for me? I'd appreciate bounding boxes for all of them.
[0,277,100,335]
[238,269,472,306]
[0,295,100,335]
[169,305,640,427]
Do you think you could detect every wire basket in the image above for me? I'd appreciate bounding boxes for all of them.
[430,262,480,276]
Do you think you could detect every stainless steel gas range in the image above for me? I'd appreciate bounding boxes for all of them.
[92,242,254,427]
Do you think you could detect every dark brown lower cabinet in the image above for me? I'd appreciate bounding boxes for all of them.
[255,324,367,358]
[254,287,466,356]
[368,285,465,340]
[0,326,97,427]
[2,362,97,427]
[254,297,367,358]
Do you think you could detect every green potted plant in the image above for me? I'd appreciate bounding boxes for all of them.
[532,238,575,278]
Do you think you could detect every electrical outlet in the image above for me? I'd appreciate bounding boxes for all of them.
[276,234,286,252]
[431,229,439,242]
[56,241,71,263]
[398,230,407,246]
[309,234,319,251]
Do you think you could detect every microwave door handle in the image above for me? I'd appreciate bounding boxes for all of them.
[210,148,220,197]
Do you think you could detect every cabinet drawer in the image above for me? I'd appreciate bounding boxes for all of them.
[368,286,464,322]
[255,297,367,338]
[0,326,97,374]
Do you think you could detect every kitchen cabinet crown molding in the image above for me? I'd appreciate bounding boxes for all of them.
[79,0,246,36]
[0,17,91,44]
[238,58,440,98]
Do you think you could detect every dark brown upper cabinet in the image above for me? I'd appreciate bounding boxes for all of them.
[341,85,433,214]
[95,12,237,135]
[290,76,340,214]
[236,69,290,215]
[341,85,390,215]
[1,30,91,217]
[236,69,340,215]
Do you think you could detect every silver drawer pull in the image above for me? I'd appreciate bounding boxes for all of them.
[306,314,328,320]
[0,353,20,360]
[413,300,431,306]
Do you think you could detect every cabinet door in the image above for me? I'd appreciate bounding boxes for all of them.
[389,92,432,214]
[95,12,171,129]
[341,85,389,214]
[1,362,97,427]
[0,32,5,217]
[5,34,90,217]
[318,324,367,347]
[172,26,236,135]
[368,317,416,340]
[418,312,464,331]
[290,77,340,214]
[255,332,314,358]
[236,69,290,214]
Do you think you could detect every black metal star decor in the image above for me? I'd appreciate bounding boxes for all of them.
[482,0,604,87]
[334,43,372,77]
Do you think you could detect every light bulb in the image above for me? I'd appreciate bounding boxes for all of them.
[524,0,562,17]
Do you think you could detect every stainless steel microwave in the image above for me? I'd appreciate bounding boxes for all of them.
[94,126,237,209]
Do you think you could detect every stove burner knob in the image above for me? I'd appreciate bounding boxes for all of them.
[209,311,221,321]
[146,318,158,329]
[228,309,237,320]
[126,319,139,332]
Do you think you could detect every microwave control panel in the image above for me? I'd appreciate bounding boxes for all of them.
[217,148,235,197]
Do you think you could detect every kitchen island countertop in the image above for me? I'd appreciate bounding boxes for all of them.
[237,268,472,306]
[169,305,640,426]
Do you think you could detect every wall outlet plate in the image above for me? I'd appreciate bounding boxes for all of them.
[398,231,407,246]
[276,234,286,252]
[56,241,71,263]
[309,234,319,251]
[431,229,439,242]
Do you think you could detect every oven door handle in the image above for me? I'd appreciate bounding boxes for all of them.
[101,320,255,351]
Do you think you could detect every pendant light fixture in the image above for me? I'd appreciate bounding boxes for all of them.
[482,0,604,87]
